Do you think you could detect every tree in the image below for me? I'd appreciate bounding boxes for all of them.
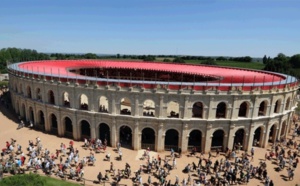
[263,55,267,64]
[289,54,300,68]
[173,57,185,63]
[201,59,217,65]
[163,58,171,62]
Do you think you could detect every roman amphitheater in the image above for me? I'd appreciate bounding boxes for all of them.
[7,60,299,153]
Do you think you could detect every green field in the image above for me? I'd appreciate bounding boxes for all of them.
[184,60,265,70]
[0,173,81,186]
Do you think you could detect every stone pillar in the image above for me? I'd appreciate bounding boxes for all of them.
[133,121,139,150]
[57,112,63,137]
[183,96,189,119]
[204,125,212,153]
[227,124,235,150]
[111,93,116,115]
[223,134,228,152]
[156,123,164,152]
[73,115,80,141]
[201,134,206,153]
[44,109,51,132]
[90,118,96,139]
[158,95,164,118]
[245,125,255,152]
[90,91,95,112]
[262,125,270,148]
[180,124,189,153]
[260,129,266,148]
[111,120,117,148]
[134,95,139,116]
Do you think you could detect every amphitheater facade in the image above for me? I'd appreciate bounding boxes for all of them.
[8,60,299,153]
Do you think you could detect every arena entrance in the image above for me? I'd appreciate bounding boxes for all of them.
[37,110,45,131]
[81,120,91,140]
[29,107,34,123]
[119,126,132,149]
[99,123,111,146]
[21,104,26,120]
[64,117,73,139]
[253,126,264,147]
[164,129,179,151]
[188,130,202,152]
[281,121,287,137]
[141,128,155,150]
[233,129,245,150]
[211,130,224,151]
[50,114,58,135]
[268,124,277,144]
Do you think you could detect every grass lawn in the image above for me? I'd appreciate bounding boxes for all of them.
[185,60,265,70]
[0,173,81,186]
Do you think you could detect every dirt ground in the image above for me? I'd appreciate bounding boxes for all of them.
[0,98,300,186]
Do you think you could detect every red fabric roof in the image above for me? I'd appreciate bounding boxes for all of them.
[17,60,285,83]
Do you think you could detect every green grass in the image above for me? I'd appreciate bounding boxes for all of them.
[0,173,81,186]
[185,60,265,70]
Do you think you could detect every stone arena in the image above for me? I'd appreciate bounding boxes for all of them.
[7,60,299,153]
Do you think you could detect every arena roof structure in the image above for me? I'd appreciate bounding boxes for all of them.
[8,60,298,91]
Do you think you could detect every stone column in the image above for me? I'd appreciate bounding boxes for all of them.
[245,125,255,152]
[183,96,189,119]
[227,124,236,150]
[134,95,139,116]
[262,125,270,148]
[156,123,164,152]
[158,95,164,118]
[180,124,189,153]
[111,93,116,115]
[73,115,80,141]
[133,121,139,150]
[204,124,213,153]
[111,119,117,148]
[44,108,51,132]
[57,112,63,137]
[90,118,96,139]
[201,134,206,153]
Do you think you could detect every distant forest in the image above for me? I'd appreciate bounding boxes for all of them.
[0,47,300,79]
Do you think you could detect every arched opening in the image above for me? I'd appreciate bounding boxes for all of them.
[63,92,70,107]
[274,99,281,113]
[99,123,111,146]
[280,121,287,137]
[268,124,277,143]
[19,84,23,94]
[164,129,179,151]
[36,88,41,101]
[167,101,179,118]
[37,110,45,131]
[285,97,291,110]
[238,102,248,117]
[64,117,73,139]
[119,126,132,149]
[27,86,32,98]
[29,107,34,123]
[81,120,91,140]
[21,104,26,120]
[253,126,264,147]
[188,130,202,152]
[99,96,109,113]
[211,130,224,150]
[80,94,89,110]
[143,99,155,117]
[141,128,155,150]
[50,114,58,135]
[258,100,267,116]
[216,102,226,118]
[192,102,203,118]
[233,129,245,150]
[120,98,131,115]
[48,90,55,104]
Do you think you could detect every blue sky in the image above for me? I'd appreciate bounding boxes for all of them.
[0,0,299,57]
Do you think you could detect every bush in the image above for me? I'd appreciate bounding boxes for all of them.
[0,173,46,186]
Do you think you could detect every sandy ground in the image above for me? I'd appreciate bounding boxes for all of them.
[0,99,300,186]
